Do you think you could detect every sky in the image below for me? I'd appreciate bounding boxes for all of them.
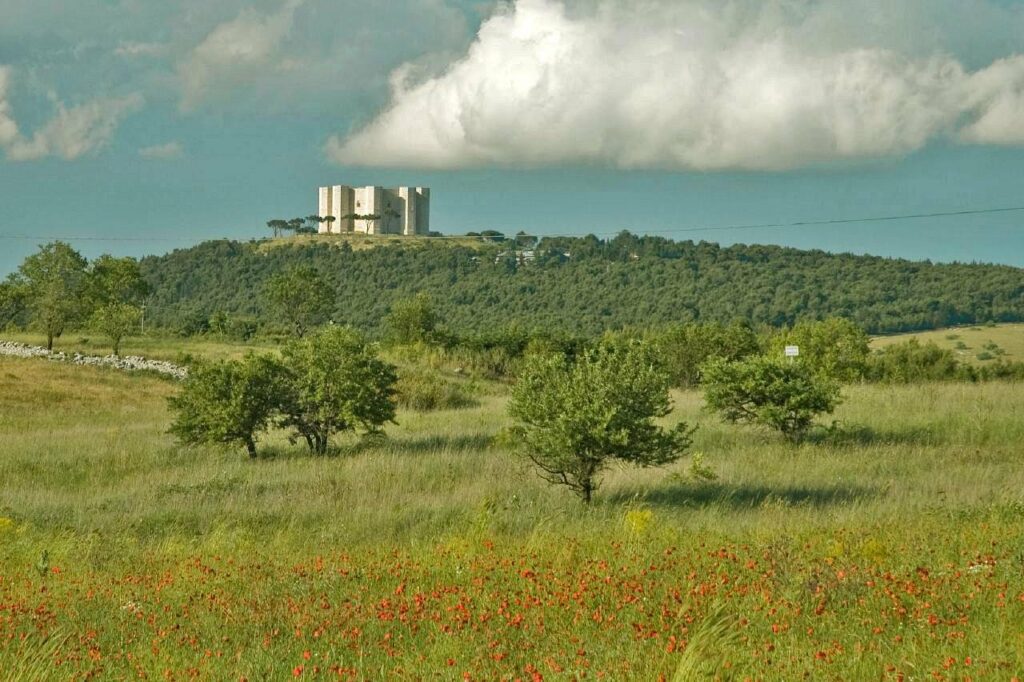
[1,0,1024,276]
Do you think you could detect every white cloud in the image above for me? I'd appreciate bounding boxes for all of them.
[115,41,168,59]
[959,55,1024,145]
[0,68,143,162]
[178,0,304,111]
[139,141,184,159]
[329,0,1024,171]
[0,67,20,147]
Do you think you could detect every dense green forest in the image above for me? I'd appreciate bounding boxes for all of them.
[138,233,1024,337]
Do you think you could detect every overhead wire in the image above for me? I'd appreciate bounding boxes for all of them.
[0,205,1021,244]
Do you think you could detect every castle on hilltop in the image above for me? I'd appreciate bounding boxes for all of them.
[317,185,430,236]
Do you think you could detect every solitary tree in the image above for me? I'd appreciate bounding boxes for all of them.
[277,327,398,455]
[321,215,336,234]
[352,213,381,234]
[90,302,142,356]
[16,242,90,350]
[702,355,842,442]
[88,255,149,355]
[263,265,333,337]
[509,342,693,504]
[168,354,282,458]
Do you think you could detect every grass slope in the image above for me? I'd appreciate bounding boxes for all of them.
[1,357,1023,678]
[873,322,1024,365]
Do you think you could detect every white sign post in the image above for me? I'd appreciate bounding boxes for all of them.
[784,345,800,361]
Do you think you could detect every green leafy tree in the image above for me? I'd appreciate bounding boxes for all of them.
[263,265,333,337]
[278,326,398,455]
[16,242,91,350]
[702,356,841,442]
[90,302,142,356]
[168,354,283,458]
[89,255,149,306]
[508,342,693,504]
[88,255,149,354]
[384,293,439,346]
[770,317,870,382]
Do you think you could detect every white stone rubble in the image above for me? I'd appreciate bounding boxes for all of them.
[0,340,188,380]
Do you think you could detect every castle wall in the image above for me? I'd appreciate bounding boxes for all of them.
[318,184,430,236]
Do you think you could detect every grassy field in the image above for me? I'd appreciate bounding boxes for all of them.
[1,355,1023,679]
[873,323,1024,366]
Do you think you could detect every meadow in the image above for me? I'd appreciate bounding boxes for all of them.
[1,350,1023,679]
[873,323,1024,366]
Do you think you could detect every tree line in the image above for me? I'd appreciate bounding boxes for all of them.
[0,242,148,353]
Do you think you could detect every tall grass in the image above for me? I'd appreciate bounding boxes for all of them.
[2,354,1023,677]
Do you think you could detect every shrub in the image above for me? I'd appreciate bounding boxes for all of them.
[394,368,478,411]
[652,321,761,388]
[702,355,842,442]
[865,339,960,383]
[769,317,870,382]
[509,341,693,504]
[384,293,441,346]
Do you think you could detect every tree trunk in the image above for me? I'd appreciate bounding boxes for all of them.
[46,333,53,351]
[113,338,121,357]
[581,481,593,505]
[245,437,257,459]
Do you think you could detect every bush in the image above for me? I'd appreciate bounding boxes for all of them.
[652,321,761,388]
[865,339,960,383]
[768,317,870,382]
[384,293,441,346]
[702,356,842,442]
[509,341,693,504]
[394,368,478,411]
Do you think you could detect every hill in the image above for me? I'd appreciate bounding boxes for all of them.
[138,233,1024,336]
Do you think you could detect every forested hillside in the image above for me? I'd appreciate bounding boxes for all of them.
[139,233,1024,336]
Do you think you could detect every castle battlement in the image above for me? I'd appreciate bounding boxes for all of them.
[317,185,430,236]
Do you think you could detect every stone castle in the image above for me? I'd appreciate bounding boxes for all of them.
[317,185,430,236]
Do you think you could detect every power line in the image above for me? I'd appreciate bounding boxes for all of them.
[0,204,1022,244]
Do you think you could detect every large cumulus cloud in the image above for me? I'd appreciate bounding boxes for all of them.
[328,0,1024,170]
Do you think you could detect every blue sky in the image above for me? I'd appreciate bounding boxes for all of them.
[1,0,1024,275]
